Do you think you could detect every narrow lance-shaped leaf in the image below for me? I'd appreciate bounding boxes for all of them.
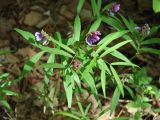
[77,0,85,14]
[40,63,65,69]
[21,51,45,77]
[55,111,80,120]
[88,18,101,33]
[43,31,75,54]
[101,15,124,30]
[64,75,73,108]
[91,0,100,17]
[35,44,73,58]
[110,87,120,115]
[141,38,160,45]
[74,15,81,41]
[81,71,97,94]
[110,65,124,96]
[109,49,131,63]
[100,40,131,57]
[14,28,35,42]
[140,48,160,55]
[111,62,138,67]
[97,59,106,97]
[95,30,128,55]
[97,0,102,12]
[44,54,55,86]
[72,70,81,89]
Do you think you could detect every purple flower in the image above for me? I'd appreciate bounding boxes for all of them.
[109,3,120,15]
[86,31,101,46]
[35,32,44,41]
[35,31,49,45]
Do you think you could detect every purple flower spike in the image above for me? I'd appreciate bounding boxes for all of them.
[111,3,120,12]
[35,32,44,41]
[109,3,120,15]
[86,31,101,46]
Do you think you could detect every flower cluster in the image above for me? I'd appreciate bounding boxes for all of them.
[135,24,150,36]
[109,3,120,16]
[86,31,101,46]
[35,30,49,45]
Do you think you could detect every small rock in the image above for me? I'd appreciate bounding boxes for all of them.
[24,11,43,26]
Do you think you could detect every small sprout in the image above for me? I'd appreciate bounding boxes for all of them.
[135,24,150,36]
[86,31,101,46]
[108,3,120,16]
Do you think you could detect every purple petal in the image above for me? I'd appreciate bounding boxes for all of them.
[35,32,43,41]
[110,3,120,13]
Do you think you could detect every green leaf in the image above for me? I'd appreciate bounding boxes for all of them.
[81,71,97,94]
[102,2,113,11]
[50,38,75,54]
[14,28,35,42]
[44,54,55,85]
[64,75,73,108]
[21,51,45,77]
[40,63,65,69]
[100,40,131,57]
[153,0,160,13]
[55,111,80,120]
[91,0,100,17]
[110,87,120,115]
[0,88,19,96]
[97,0,102,12]
[55,32,62,43]
[111,116,129,120]
[101,15,124,30]
[84,103,91,115]
[141,38,160,45]
[72,70,81,89]
[0,98,12,111]
[35,45,73,57]
[124,85,134,98]
[95,30,128,55]
[74,15,81,41]
[140,48,160,55]
[76,95,85,117]
[134,111,141,120]
[111,62,138,67]
[109,50,131,63]
[84,57,97,73]
[110,65,124,96]
[77,0,85,14]
[97,59,106,97]
[88,18,101,33]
